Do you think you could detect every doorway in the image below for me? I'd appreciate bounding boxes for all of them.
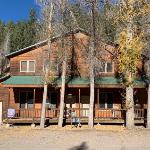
[20,91,33,109]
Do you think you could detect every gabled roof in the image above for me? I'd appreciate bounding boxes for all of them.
[6,28,89,58]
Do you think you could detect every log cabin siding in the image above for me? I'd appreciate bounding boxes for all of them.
[10,46,47,76]
[9,32,116,77]
[0,86,9,118]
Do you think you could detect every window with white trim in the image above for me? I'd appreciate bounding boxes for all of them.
[20,60,35,72]
[99,61,113,73]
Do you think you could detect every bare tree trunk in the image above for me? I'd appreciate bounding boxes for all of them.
[88,58,94,128]
[126,86,134,129]
[58,60,67,127]
[58,0,67,128]
[37,1,53,129]
[147,84,150,128]
[40,82,48,128]
[40,38,51,128]
[125,3,135,128]
[88,1,96,128]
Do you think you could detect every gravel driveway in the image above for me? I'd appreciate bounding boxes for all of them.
[0,125,150,150]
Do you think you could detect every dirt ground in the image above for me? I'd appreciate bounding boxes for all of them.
[0,125,150,150]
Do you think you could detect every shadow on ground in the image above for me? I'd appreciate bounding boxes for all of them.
[69,142,88,150]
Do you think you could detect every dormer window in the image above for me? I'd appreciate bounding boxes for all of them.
[99,61,113,73]
[20,60,35,72]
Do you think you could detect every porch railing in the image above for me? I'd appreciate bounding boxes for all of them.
[65,108,145,120]
[134,109,145,119]
[95,109,126,119]
[6,108,59,119]
[5,108,146,120]
[64,108,90,118]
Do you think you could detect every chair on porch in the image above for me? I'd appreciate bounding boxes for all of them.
[6,108,16,126]
[70,109,82,128]
[7,108,16,118]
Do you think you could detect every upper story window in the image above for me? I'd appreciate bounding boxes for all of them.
[99,61,113,73]
[20,60,35,72]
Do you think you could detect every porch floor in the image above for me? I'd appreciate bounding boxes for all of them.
[4,118,145,125]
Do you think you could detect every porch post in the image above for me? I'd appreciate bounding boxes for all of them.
[96,88,100,120]
[33,88,36,108]
[0,101,2,125]
[147,84,150,128]
[8,88,11,108]
[32,88,36,124]
[97,88,99,107]
[6,88,11,124]
[59,88,64,118]
[79,88,81,118]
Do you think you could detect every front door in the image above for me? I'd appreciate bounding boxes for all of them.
[99,92,113,118]
[100,92,113,109]
[20,91,33,109]
[81,96,90,117]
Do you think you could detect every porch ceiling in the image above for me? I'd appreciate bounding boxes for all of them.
[2,76,146,88]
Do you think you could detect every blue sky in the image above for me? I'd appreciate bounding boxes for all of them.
[0,0,39,23]
[0,0,118,23]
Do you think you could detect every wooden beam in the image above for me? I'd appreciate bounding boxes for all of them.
[2,85,43,88]
[2,84,145,89]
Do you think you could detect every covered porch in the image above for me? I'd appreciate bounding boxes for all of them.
[2,76,147,125]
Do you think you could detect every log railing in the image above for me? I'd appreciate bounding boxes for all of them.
[6,108,59,119]
[65,108,125,119]
[95,109,126,119]
[65,108,145,120]
[5,108,146,120]
[134,109,145,119]
[64,108,89,118]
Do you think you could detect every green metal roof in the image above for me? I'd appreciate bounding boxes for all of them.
[95,77,121,85]
[2,76,43,85]
[2,76,146,87]
[57,77,121,85]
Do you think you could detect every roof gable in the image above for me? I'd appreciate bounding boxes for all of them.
[6,28,89,58]
[6,28,115,58]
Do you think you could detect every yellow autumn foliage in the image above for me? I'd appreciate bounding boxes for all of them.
[118,30,144,82]
[115,0,149,85]
[115,0,150,24]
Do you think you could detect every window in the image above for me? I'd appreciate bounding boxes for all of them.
[99,61,113,73]
[107,62,113,72]
[99,92,113,109]
[20,60,35,72]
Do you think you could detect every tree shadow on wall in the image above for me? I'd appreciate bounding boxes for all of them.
[69,142,88,150]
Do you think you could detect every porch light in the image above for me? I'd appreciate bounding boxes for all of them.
[67,93,73,99]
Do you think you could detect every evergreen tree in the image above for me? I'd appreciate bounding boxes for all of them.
[4,8,38,52]
[0,20,6,48]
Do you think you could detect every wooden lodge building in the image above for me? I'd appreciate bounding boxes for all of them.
[0,29,147,125]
